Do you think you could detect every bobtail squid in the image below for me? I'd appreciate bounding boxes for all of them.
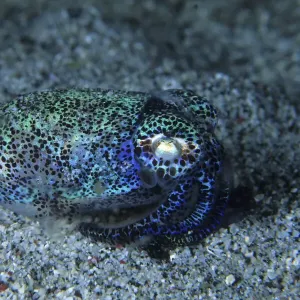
[0,89,229,251]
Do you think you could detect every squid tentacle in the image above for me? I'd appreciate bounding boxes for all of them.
[78,170,228,246]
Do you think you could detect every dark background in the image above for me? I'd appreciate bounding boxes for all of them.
[0,0,299,104]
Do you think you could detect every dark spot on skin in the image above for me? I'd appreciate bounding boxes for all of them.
[134,147,142,156]
[143,145,151,152]
[169,167,176,177]
[182,154,188,161]
[188,154,196,163]
[156,167,165,178]
[164,160,170,166]
[180,160,186,167]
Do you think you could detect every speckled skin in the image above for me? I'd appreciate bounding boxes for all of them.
[0,89,229,247]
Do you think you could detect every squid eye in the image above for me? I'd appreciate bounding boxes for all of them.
[152,136,182,161]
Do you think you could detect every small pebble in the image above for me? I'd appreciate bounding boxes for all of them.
[225,274,236,286]
[267,269,277,280]
[254,194,264,202]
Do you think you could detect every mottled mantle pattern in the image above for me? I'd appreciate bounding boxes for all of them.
[0,89,229,248]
